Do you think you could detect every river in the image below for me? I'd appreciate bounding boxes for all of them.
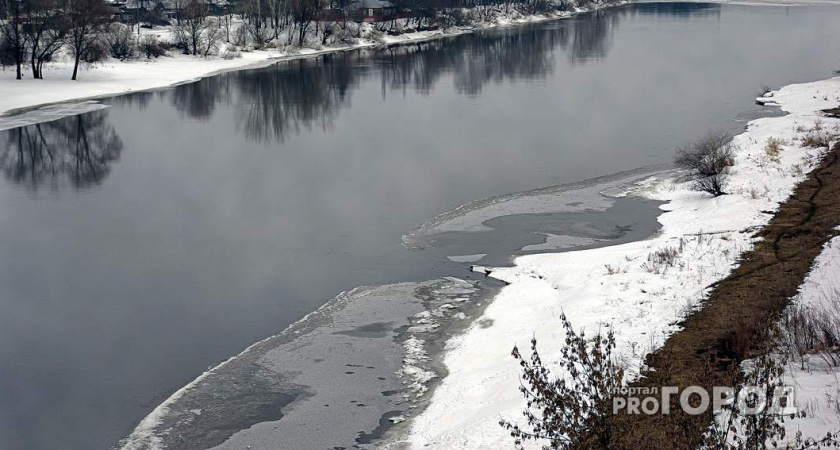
[2,3,840,449]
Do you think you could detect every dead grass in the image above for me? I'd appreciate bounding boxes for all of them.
[765,137,784,162]
[800,119,837,148]
[641,246,681,274]
[610,144,840,448]
[779,290,840,368]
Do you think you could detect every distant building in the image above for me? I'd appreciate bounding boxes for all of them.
[119,0,222,24]
[345,0,396,22]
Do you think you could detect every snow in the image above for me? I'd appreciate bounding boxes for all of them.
[0,6,606,122]
[446,254,487,263]
[401,77,840,449]
[0,48,281,119]
[521,233,603,251]
[779,237,840,442]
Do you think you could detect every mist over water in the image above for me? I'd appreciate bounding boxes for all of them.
[2,3,840,449]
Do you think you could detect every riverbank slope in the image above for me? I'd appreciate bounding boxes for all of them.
[401,76,840,448]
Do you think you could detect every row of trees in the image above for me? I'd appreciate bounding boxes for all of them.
[1,0,619,81]
[1,0,115,80]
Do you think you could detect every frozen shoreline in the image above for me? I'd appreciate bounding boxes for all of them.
[400,77,840,448]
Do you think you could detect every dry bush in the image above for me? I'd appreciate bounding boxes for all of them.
[220,45,241,60]
[232,25,251,49]
[675,131,735,197]
[802,131,832,148]
[500,313,623,449]
[765,137,784,162]
[138,34,166,58]
[641,246,681,274]
[778,290,840,368]
[103,23,136,61]
[800,120,836,148]
[605,264,623,275]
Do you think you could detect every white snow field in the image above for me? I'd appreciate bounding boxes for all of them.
[401,78,840,449]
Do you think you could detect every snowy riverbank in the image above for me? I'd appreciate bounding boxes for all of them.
[399,77,840,448]
[0,7,600,121]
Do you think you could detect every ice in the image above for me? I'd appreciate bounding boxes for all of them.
[403,76,840,449]
[446,254,487,263]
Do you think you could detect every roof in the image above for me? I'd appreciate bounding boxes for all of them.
[123,0,214,9]
[346,0,394,10]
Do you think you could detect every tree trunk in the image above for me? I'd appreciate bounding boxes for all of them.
[31,48,39,79]
[72,52,81,80]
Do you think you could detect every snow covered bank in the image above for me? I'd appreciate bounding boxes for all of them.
[0,6,601,122]
[401,77,840,449]
[779,237,840,442]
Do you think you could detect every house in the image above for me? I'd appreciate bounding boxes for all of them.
[346,0,396,22]
[121,0,210,24]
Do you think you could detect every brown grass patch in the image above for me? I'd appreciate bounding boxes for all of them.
[610,144,840,448]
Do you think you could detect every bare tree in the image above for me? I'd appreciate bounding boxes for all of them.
[65,0,112,80]
[0,0,27,79]
[173,0,222,56]
[674,131,735,197]
[290,0,319,46]
[24,0,68,79]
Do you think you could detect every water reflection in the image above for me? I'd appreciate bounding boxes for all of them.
[628,2,722,19]
[173,77,232,120]
[0,112,123,190]
[235,57,358,142]
[82,3,722,148]
[568,9,620,63]
[6,3,840,450]
[151,2,720,143]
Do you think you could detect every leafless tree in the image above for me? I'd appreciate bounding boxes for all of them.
[0,0,27,79]
[65,0,112,80]
[24,0,68,78]
[290,0,319,46]
[674,131,735,197]
[173,0,222,56]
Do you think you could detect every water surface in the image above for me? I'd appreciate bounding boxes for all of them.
[3,3,840,449]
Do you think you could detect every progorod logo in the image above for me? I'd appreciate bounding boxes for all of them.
[610,385,797,416]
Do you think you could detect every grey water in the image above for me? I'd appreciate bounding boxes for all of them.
[3,3,840,449]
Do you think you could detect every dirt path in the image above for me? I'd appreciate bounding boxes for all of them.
[613,143,840,448]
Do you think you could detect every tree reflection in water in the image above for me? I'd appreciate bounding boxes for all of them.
[0,111,123,190]
[163,4,700,142]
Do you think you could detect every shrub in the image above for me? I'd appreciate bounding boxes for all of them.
[103,24,137,61]
[157,39,175,52]
[802,131,831,148]
[764,137,784,162]
[247,22,271,49]
[138,35,166,59]
[79,41,108,64]
[779,290,840,368]
[703,353,840,449]
[675,131,735,197]
[641,246,681,274]
[220,45,241,60]
[500,313,623,449]
[232,24,251,49]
